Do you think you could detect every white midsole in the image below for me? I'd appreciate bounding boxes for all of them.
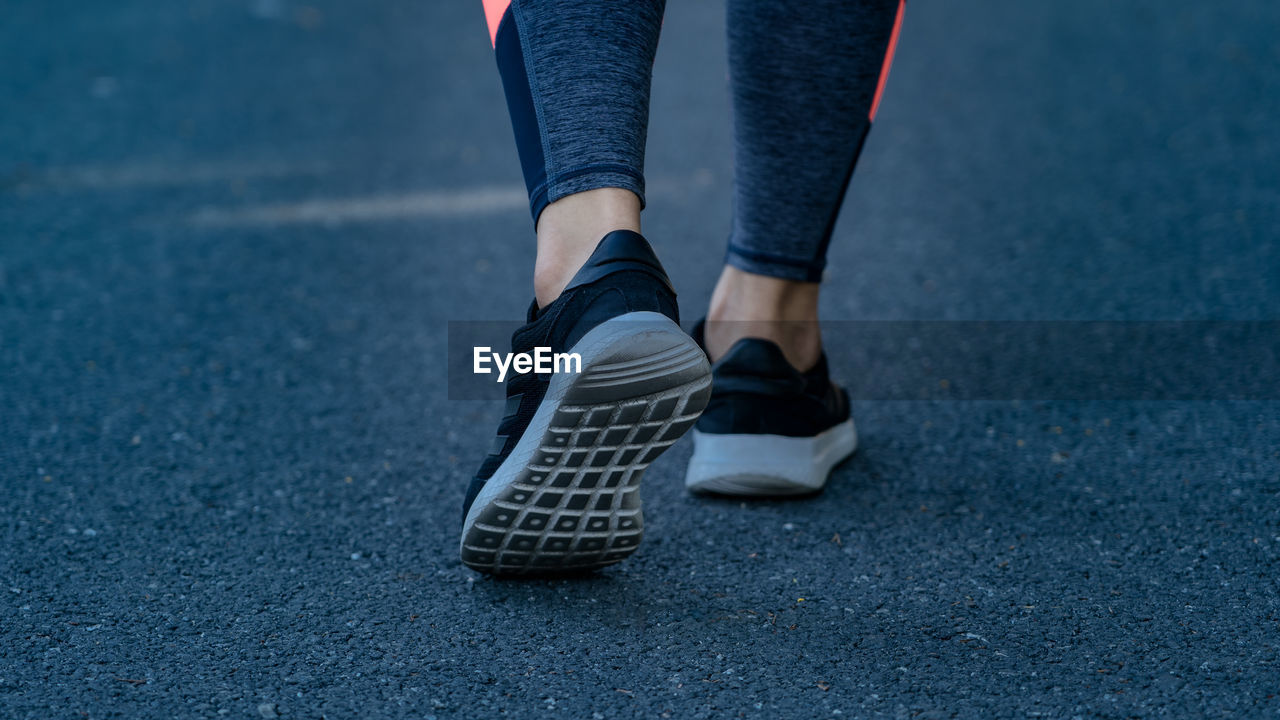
[684,418,858,496]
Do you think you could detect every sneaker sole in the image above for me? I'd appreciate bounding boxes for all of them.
[684,418,858,497]
[461,311,712,576]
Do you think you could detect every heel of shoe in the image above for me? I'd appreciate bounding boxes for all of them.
[566,312,710,405]
[460,312,711,575]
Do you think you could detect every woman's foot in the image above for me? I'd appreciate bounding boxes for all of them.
[685,267,856,496]
[461,231,711,575]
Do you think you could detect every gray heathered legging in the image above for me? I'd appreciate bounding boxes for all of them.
[484,0,904,283]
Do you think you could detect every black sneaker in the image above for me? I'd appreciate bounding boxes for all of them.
[684,321,857,496]
[460,231,712,575]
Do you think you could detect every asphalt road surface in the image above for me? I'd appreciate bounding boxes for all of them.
[3,1,1278,717]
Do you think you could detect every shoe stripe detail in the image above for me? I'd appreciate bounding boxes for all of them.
[503,392,523,417]
[488,434,509,456]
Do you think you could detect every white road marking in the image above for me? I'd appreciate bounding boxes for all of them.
[187,185,531,226]
[12,156,717,226]
[183,173,715,227]
[21,160,327,190]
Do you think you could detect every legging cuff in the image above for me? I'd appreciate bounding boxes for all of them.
[530,165,647,223]
[724,243,825,283]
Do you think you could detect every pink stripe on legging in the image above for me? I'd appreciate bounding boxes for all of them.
[868,0,905,122]
[483,0,511,47]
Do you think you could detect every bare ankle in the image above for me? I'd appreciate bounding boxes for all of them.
[705,266,822,370]
[533,188,641,307]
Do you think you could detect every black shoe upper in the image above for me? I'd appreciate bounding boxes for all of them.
[462,231,679,521]
[692,320,850,437]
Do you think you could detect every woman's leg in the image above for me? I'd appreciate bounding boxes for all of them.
[485,0,665,306]
[685,0,905,496]
[706,0,905,370]
[465,1,714,575]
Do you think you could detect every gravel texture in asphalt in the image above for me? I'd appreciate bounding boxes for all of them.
[3,1,1278,717]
